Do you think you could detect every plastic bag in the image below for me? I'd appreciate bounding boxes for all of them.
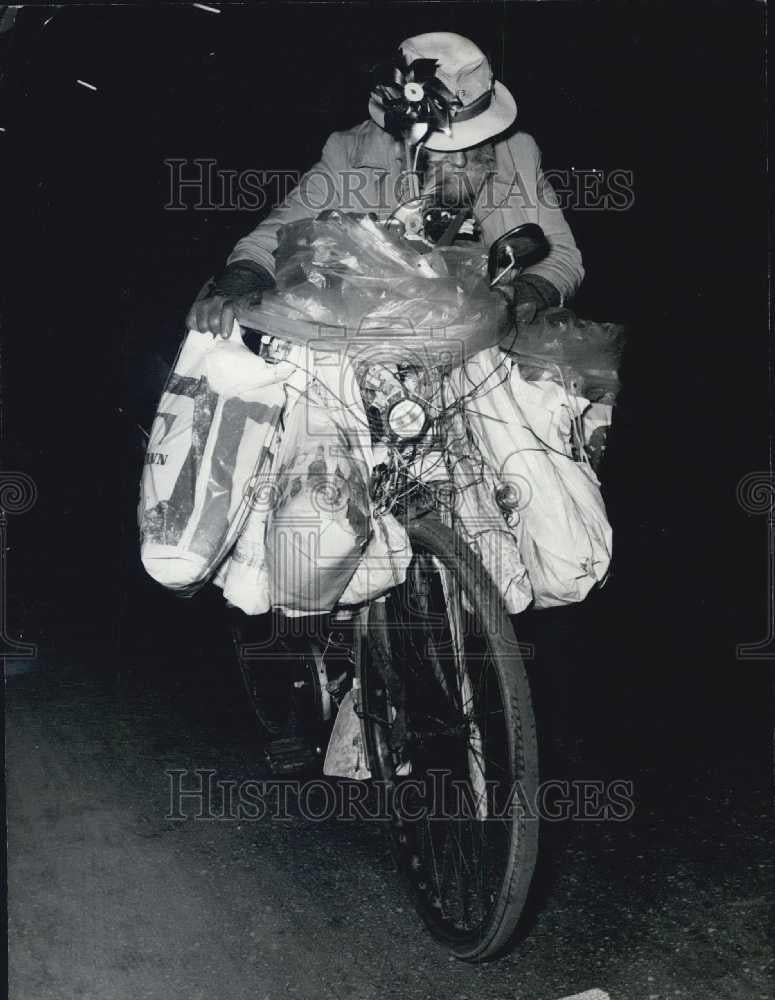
[264,384,370,612]
[580,401,614,472]
[262,349,411,614]
[240,213,508,364]
[138,320,305,590]
[446,346,612,609]
[441,386,534,615]
[336,510,412,606]
[508,307,625,403]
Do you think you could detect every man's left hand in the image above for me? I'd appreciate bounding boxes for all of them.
[495,277,550,326]
[512,273,562,323]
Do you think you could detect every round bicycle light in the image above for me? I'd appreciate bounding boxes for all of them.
[386,397,429,441]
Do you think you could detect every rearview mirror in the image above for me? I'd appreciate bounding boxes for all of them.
[487,224,550,284]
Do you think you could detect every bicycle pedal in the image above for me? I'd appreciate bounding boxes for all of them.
[265,737,321,776]
[323,689,371,780]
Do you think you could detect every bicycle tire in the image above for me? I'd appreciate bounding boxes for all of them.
[357,514,539,961]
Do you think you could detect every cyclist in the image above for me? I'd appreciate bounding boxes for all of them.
[188,31,592,779]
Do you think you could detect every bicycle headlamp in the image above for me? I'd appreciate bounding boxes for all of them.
[386,397,429,441]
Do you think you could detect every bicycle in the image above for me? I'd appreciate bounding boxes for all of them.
[229,224,546,961]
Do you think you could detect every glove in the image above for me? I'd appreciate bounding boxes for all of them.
[212,260,276,299]
[511,273,561,325]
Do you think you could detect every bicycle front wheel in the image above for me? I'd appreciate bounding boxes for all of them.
[358,515,539,961]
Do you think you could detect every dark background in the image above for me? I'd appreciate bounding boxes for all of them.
[1,2,770,778]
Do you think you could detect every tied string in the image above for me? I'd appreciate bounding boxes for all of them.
[372,56,473,139]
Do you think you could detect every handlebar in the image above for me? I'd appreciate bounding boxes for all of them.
[235,292,512,370]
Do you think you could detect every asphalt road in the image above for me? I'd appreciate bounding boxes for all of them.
[6,640,773,1000]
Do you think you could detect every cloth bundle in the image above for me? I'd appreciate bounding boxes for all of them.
[209,343,412,616]
[445,346,613,610]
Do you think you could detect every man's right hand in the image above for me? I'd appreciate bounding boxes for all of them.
[186,262,274,338]
[186,293,247,339]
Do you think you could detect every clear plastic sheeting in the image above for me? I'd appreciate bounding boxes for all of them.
[237,212,510,367]
[507,307,625,403]
[273,212,466,328]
